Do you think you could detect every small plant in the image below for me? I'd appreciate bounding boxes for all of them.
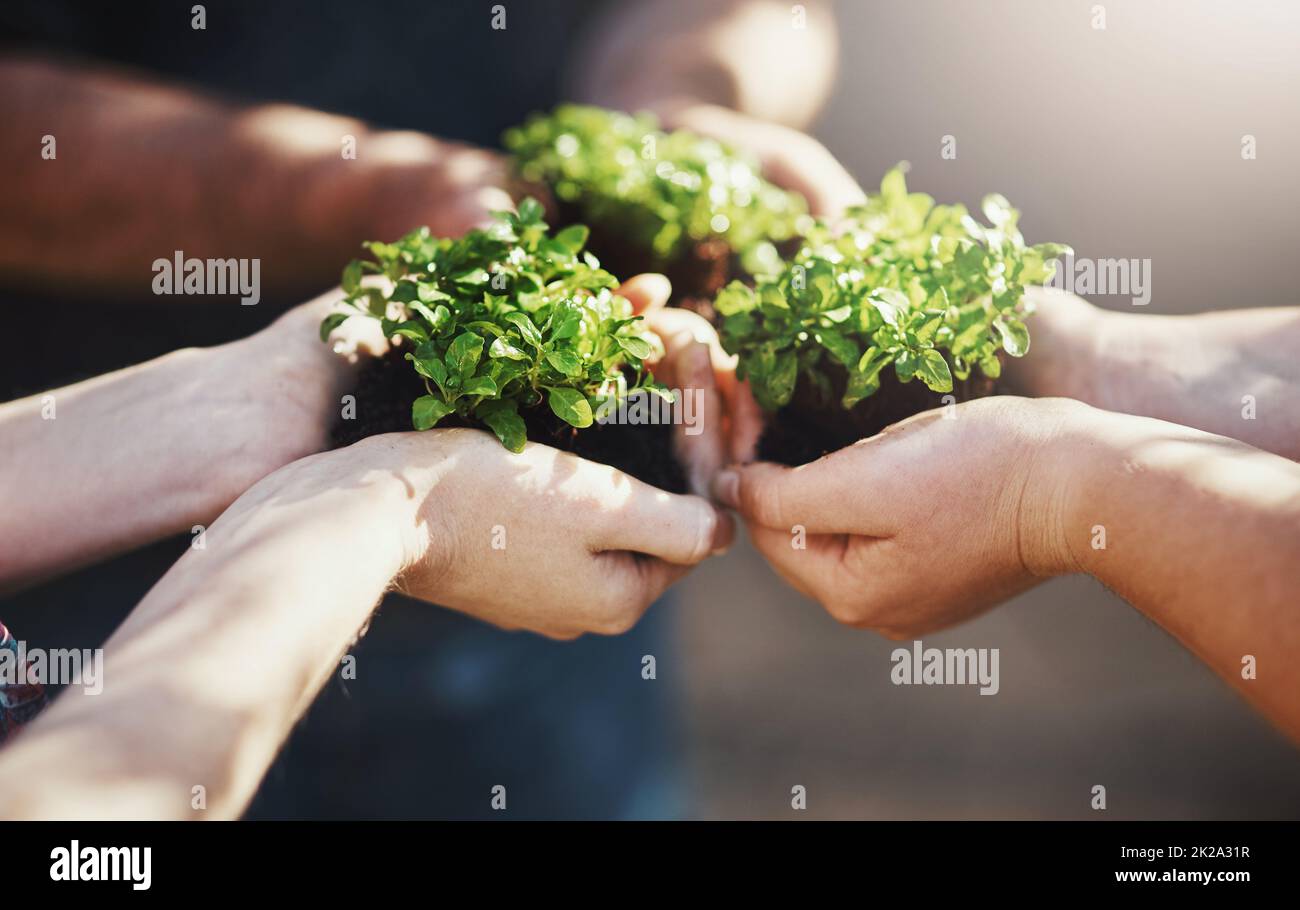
[320,198,667,453]
[504,104,806,291]
[715,165,1070,461]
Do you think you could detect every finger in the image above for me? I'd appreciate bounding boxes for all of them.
[726,379,765,464]
[431,185,515,234]
[763,141,867,217]
[746,524,843,603]
[582,553,692,636]
[441,147,509,186]
[595,481,733,566]
[710,448,899,536]
[668,341,727,497]
[618,273,672,315]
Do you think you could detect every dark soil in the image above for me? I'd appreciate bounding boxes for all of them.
[332,348,688,494]
[758,361,1000,466]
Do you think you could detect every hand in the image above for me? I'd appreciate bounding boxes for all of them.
[236,270,705,488]
[658,102,866,217]
[306,429,728,639]
[710,397,1089,637]
[300,131,525,253]
[352,136,522,239]
[621,275,766,491]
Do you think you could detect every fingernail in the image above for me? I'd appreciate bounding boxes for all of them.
[711,469,739,509]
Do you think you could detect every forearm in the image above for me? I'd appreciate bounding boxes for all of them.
[0,298,348,589]
[1013,289,1300,460]
[0,56,456,294]
[575,0,838,128]
[0,446,413,819]
[1061,408,1300,739]
[1092,306,1300,460]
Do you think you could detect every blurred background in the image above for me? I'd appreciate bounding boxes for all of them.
[2,0,1296,819]
[676,0,1300,818]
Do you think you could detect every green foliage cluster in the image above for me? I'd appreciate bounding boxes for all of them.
[320,199,666,451]
[715,166,1071,411]
[504,104,806,270]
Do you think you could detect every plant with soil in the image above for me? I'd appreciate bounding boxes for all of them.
[504,104,806,307]
[715,166,1070,466]
[322,197,687,492]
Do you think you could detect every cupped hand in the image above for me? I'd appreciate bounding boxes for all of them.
[661,102,866,217]
[710,397,1092,637]
[620,275,766,490]
[364,428,733,639]
[356,136,523,239]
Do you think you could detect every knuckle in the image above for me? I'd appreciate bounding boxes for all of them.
[822,589,874,628]
[740,475,785,527]
[598,599,643,636]
[684,500,718,564]
[586,576,644,635]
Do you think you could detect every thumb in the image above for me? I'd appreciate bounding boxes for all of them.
[618,273,672,315]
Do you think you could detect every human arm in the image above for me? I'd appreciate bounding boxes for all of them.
[0,55,512,295]
[0,292,377,591]
[0,429,729,819]
[574,0,865,215]
[1006,287,1300,460]
[714,397,1300,742]
[0,272,676,591]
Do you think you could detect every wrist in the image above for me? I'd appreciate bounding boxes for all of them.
[1016,398,1117,578]
[204,324,347,492]
[1008,287,1106,401]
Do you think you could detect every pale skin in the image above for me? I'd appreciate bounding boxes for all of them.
[0,429,729,819]
[0,274,731,818]
[1008,287,1300,461]
[0,275,716,590]
[578,0,867,216]
[710,289,1300,743]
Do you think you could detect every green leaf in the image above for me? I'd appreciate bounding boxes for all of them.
[516,197,545,225]
[757,350,799,410]
[993,316,1030,357]
[460,375,498,397]
[554,224,589,253]
[916,349,954,393]
[545,349,584,377]
[503,312,543,349]
[412,395,454,431]
[842,366,882,409]
[615,334,654,360]
[870,288,908,326]
[489,337,529,360]
[365,288,387,318]
[342,259,363,295]
[547,302,583,340]
[319,312,349,341]
[408,353,448,388]
[815,329,860,369]
[387,320,429,344]
[447,331,484,379]
[546,386,594,428]
[477,399,527,452]
[714,281,757,317]
[979,351,1003,378]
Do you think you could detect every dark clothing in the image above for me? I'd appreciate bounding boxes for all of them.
[0,0,686,819]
